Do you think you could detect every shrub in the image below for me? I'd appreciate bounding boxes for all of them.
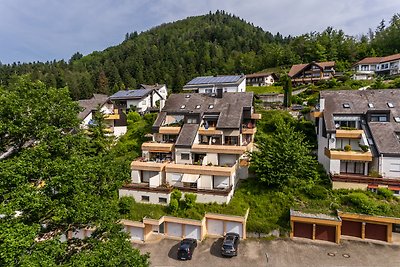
[377,188,394,199]
[344,144,352,151]
[171,189,182,201]
[306,185,328,200]
[359,143,369,152]
[342,192,378,214]
[118,197,135,214]
[168,198,179,213]
[182,193,197,210]
[369,169,381,178]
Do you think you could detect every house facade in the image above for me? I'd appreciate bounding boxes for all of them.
[353,53,400,80]
[119,92,261,204]
[182,75,246,93]
[289,61,335,86]
[316,90,400,194]
[246,72,277,87]
[109,84,168,135]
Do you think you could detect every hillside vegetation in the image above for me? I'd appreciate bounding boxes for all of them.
[0,11,400,99]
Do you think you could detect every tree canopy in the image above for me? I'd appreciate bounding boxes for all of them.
[0,77,149,266]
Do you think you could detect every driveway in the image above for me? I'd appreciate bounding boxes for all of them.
[133,237,400,267]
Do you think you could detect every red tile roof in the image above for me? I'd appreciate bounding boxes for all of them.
[355,57,383,65]
[381,53,400,63]
[288,61,335,77]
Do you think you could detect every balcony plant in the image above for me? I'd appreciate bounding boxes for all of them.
[344,144,352,151]
[359,143,369,152]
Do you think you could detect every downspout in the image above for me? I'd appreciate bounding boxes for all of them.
[379,153,383,176]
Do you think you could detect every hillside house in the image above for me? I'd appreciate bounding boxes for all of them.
[289,61,336,86]
[183,75,246,93]
[119,91,261,204]
[246,72,278,87]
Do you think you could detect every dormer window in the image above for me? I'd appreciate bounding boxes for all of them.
[180,105,186,109]
[395,117,400,123]
[195,105,201,109]
[185,95,191,98]
[343,103,350,108]
[388,102,394,108]
[368,103,374,108]
[208,104,214,109]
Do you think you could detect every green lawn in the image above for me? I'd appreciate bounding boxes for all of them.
[246,85,283,95]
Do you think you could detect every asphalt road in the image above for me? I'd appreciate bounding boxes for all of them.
[133,237,400,267]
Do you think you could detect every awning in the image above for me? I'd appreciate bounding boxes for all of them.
[367,184,378,189]
[388,186,400,191]
[181,173,200,183]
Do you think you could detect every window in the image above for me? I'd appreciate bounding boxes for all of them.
[187,118,197,124]
[208,104,214,109]
[368,103,374,108]
[343,103,350,108]
[185,95,191,98]
[370,114,388,122]
[180,105,186,109]
[158,197,167,204]
[390,163,400,172]
[395,117,400,123]
[171,173,182,182]
[141,195,149,202]
[181,153,190,160]
[387,102,394,108]
[205,89,212,94]
[195,105,201,109]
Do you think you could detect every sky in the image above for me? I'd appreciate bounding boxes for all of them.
[0,0,399,64]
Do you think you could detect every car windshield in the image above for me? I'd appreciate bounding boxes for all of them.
[223,244,233,250]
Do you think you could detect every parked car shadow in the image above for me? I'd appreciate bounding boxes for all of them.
[167,242,180,260]
[210,238,225,258]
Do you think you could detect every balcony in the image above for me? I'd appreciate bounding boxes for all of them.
[141,142,174,153]
[165,163,236,176]
[242,127,257,135]
[131,160,168,172]
[191,143,250,154]
[251,113,262,120]
[198,127,223,135]
[104,109,120,120]
[324,147,372,161]
[121,183,233,196]
[159,126,181,135]
[331,173,400,187]
[335,129,363,139]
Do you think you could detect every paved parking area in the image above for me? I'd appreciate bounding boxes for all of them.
[133,237,400,267]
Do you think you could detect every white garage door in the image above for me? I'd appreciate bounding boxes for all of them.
[127,226,144,241]
[167,222,182,238]
[185,225,201,240]
[207,219,224,236]
[226,221,243,238]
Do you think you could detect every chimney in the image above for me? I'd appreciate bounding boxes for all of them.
[319,97,325,111]
[216,88,223,98]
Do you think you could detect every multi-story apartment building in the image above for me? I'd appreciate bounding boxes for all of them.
[119,91,261,204]
[289,61,336,86]
[316,90,400,194]
[353,53,400,80]
[182,75,246,93]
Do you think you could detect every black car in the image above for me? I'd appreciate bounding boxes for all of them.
[177,238,197,260]
[221,232,240,257]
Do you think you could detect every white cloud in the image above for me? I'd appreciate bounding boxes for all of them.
[0,0,399,63]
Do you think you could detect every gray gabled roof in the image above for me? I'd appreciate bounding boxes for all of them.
[78,94,109,120]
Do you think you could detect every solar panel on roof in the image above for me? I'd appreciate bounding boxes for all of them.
[187,75,242,85]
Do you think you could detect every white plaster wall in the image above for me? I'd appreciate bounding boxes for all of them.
[206,153,218,165]
[166,172,183,187]
[119,189,171,204]
[114,126,127,136]
[132,170,141,183]
[198,175,213,189]
[81,113,93,128]
[329,159,341,175]
[175,148,192,164]
[238,78,246,92]
[219,154,238,166]
[380,156,400,178]
[147,171,161,187]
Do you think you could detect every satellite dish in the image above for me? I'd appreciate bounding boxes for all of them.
[335,123,340,129]
[212,138,216,144]
[330,137,336,143]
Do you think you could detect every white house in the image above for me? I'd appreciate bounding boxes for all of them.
[353,53,400,80]
[182,75,246,93]
[316,90,400,194]
[246,72,278,87]
[119,91,261,204]
[109,84,168,136]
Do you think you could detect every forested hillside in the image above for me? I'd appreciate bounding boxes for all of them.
[0,11,399,99]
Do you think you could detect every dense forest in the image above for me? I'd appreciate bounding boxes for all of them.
[0,11,399,99]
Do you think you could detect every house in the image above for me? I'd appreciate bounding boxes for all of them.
[352,57,382,80]
[119,91,261,204]
[316,89,400,194]
[182,75,246,93]
[246,72,278,87]
[109,84,167,136]
[353,53,400,80]
[289,61,336,86]
[78,94,122,135]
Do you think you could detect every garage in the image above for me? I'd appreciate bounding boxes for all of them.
[293,222,313,239]
[207,219,224,236]
[341,220,362,238]
[365,223,387,242]
[184,225,201,240]
[167,222,182,238]
[126,226,144,241]
[226,221,243,238]
[315,225,336,242]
